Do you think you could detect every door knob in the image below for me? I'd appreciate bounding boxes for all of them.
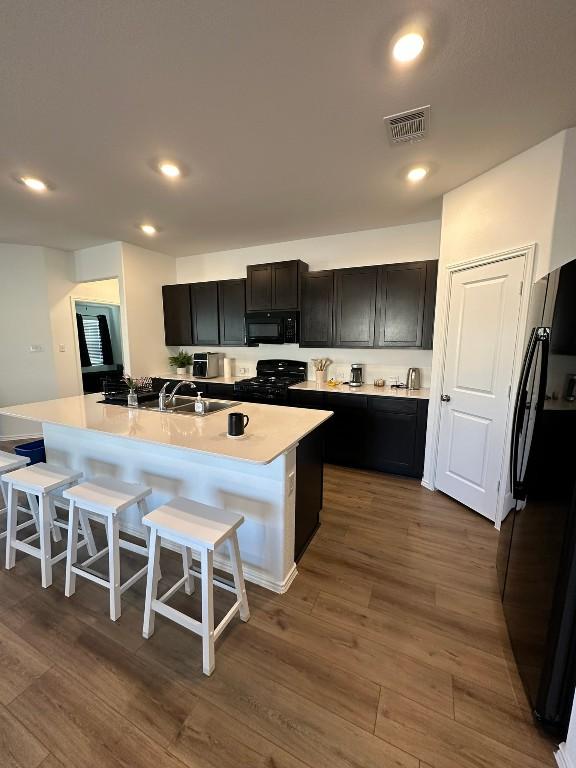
[440,394,451,402]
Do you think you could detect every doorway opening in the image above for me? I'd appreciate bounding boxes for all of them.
[72,279,124,394]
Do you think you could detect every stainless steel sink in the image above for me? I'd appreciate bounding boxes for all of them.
[138,395,240,415]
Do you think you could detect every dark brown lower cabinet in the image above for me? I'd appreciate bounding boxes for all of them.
[287,389,428,478]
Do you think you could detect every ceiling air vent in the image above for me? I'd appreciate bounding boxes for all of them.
[383,106,430,144]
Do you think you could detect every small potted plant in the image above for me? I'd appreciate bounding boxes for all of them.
[123,375,141,407]
[169,349,193,375]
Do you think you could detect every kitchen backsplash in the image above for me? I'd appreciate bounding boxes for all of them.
[173,344,433,387]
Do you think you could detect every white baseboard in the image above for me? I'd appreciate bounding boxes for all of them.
[556,743,575,768]
[421,478,435,491]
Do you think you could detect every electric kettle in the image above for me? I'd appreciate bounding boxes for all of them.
[406,367,421,390]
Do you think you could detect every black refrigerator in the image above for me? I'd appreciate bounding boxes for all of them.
[498,257,576,738]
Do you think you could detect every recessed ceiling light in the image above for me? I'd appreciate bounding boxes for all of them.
[158,162,181,178]
[140,224,157,235]
[406,166,428,183]
[393,33,424,62]
[20,176,48,192]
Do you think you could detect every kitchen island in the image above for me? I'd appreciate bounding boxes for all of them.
[0,395,331,592]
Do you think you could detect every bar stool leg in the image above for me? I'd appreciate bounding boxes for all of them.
[182,546,194,595]
[38,494,53,588]
[65,500,80,597]
[49,497,62,543]
[5,485,18,569]
[201,547,215,675]
[228,534,250,621]
[107,515,121,621]
[79,511,97,557]
[143,528,161,639]
[26,493,40,532]
[138,498,161,579]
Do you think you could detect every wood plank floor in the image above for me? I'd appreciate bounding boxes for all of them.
[0,443,557,768]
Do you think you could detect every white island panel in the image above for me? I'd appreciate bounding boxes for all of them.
[43,422,297,592]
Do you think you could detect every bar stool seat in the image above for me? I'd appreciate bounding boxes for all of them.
[0,451,39,542]
[3,462,93,588]
[142,496,250,676]
[64,477,153,621]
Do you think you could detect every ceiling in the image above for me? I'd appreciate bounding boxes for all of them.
[1,0,576,257]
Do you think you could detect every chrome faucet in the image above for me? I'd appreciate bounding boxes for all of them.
[158,380,195,411]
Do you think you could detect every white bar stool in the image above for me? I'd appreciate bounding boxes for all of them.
[64,477,153,621]
[142,496,250,676]
[0,451,40,543]
[3,463,94,588]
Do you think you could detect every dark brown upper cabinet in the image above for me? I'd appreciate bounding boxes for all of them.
[218,279,246,346]
[375,262,427,348]
[333,267,377,348]
[191,281,219,345]
[162,284,193,346]
[246,260,308,311]
[300,270,334,347]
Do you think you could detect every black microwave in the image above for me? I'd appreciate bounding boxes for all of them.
[245,311,299,344]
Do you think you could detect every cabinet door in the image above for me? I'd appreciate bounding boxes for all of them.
[272,261,300,310]
[324,393,368,467]
[376,263,426,347]
[205,382,235,399]
[162,284,193,346]
[300,271,334,347]
[218,279,246,346]
[421,260,438,349]
[333,267,377,348]
[191,282,220,345]
[365,398,428,477]
[288,389,326,409]
[246,264,272,310]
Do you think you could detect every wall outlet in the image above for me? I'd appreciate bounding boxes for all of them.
[29,344,43,353]
[58,344,66,352]
[239,367,249,375]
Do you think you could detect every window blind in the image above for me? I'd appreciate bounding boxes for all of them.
[81,315,104,366]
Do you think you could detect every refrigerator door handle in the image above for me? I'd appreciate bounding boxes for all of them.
[510,328,539,500]
[511,327,550,500]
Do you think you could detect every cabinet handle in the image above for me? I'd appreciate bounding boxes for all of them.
[440,394,451,402]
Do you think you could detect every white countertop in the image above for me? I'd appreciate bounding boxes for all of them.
[156,373,430,399]
[290,381,430,399]
[0,395,332,465]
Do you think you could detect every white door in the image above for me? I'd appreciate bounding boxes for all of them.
[435,256,525,520]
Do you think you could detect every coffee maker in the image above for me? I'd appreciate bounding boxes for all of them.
[349,364,364,388]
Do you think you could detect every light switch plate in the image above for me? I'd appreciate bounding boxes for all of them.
[29,344,43,353]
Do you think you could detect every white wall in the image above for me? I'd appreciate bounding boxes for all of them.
[120,243,177,377]
[0,246,61,437]
[75,242,123,283]
[177,220,440,281]
[423,127,576,490]
[171,221,441,385]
